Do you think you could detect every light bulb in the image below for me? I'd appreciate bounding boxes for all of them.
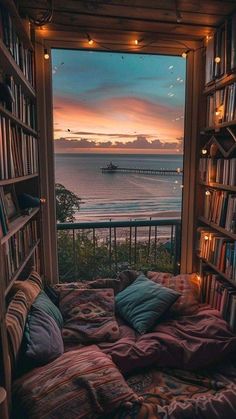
[134,39,139,45]
[204,235,209,241]
[201,149,207,155]
[182,52,187,58]
[176,167,181,173]
[205,190,211,196]
[215,110,220,116]
[214,56,221,63]
[88,38,94,45]
[44,49,49,60]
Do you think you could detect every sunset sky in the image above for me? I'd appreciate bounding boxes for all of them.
[52,49,186,154]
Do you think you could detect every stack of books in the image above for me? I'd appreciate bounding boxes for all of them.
[0,115,38,180]
[0,5,35,86]
[3,219,38,285]
[203,190,236,232]
[199,229,236,280]
[201,272,236,331]
[206,84,236,127]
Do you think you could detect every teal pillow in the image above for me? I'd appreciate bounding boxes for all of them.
[115,274,180,334]
[32,290,63,329]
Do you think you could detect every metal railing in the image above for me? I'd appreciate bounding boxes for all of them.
[57,218,181,281]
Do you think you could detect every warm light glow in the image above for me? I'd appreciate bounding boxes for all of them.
[201,149,207,155]
[134,39,139,45]
[205,190,211,196]
[88,38,94,45]
[182,52,187,59]
[176,167,181,173]
[204,235,209,241]
[215,110,220,116]
[44,49,49,60]
[214,56,221,63]
[40,198,46,204]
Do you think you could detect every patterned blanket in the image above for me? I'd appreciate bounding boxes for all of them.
[112,362,236,419]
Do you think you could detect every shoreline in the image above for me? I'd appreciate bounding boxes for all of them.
[75,210,181,222]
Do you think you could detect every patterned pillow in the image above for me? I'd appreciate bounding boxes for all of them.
[147,272,200,315]
[10,271,42,305]
[13,345,140,419]
[6,290,29,366]
[60,289,120,343]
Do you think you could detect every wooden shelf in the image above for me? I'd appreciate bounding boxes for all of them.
[204,73,236,95]
[1,0,33,50]
[198,216,236,240]
[200,258,236,288]
[199,181,236,192]
[201,120,236,133]
[0,105,37,136]
[0,39,35,98]
[1,208,39,245]
[0,173,38,186]
[4,239,40,296]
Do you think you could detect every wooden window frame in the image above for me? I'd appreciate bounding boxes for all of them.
[35,32,203,283]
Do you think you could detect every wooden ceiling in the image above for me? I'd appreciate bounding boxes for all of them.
[19,0,236,52]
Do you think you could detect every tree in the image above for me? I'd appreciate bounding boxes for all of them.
[55,183,81,222]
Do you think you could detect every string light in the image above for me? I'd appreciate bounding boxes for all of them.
[87,35,94,45]
[182,49,191,58]
[201,149,207,155]
[204,235,209,241]
[44,48,49,60]
[205,190,211,196]
[215,56,221,63]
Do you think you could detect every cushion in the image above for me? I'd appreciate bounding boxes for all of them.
[32,290,63,329]
[147,272,200,315]
[60,288,120,343]
[23,307,64,366]
[9,271,42,304]
[115,274,181,334]
[13,345,140,419]
[6,290,29,366]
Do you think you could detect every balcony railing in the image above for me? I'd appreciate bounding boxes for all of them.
[57,218,181,282]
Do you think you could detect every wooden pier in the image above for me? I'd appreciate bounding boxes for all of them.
[101,165,182,176]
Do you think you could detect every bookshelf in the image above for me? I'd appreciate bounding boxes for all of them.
[0,0,42,408]
[197,12,236,330]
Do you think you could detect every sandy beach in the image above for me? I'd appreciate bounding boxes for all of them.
[76,210,181,222]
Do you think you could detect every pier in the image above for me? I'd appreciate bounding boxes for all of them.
[101,163,182,176]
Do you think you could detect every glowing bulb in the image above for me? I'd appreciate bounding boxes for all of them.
[215,110,220,116]
[214,56,221,63]
[88,38,94,45]
[44,49,49,60]
[176,168,181,173]
[205,190,211,196]
[201,149,207,155]
[204,235,209,241]
[182,52,187,58]
[134,39,139,45]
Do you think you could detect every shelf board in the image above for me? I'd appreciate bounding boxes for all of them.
[1,207,39,245]
[199,181,236,192]
[4,239,40,296]
[204,73,236,95]
[198,216,236,240]
[202,120,236,133]
[200,258,236,288]
[1,0,33,50]
[0,39,35,98]
[0,173,38,186]
[0,104,37,135]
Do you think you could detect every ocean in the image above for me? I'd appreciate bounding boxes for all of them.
[54,153,183,221]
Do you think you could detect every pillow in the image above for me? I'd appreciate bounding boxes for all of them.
[60,289,120,343]
[46,281,91,306]
[115,274,180,334]
[9,271,42,305]
[32,290,63,328]
[13,345,140,419]
[6,290,29,367]
[147,272,200,315]
[23,307,64,366]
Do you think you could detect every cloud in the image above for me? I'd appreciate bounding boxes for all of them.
[54,135,183,152]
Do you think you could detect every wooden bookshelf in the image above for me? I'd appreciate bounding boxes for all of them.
[199,181,236,192]
[202,120,236,133]
[0,39,35,98]
[204,73,236,95]
[4,239,40,296]
[0,173,38,186]
[200,258,236,288]
[0,208,39,245]
[0,105,37,136]
[1,0,33,50]
[198,216,236,240]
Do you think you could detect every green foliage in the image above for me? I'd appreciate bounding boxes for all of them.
[57,229,175,282]
[55,183,81,222]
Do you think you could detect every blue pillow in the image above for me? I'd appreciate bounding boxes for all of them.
[24,307,64,366]
[32,290,63,329]
[115,274,180,334]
